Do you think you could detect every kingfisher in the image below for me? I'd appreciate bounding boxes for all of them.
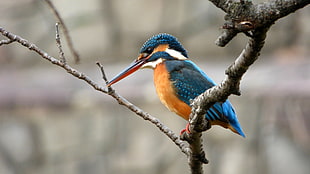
[107,33,245,137]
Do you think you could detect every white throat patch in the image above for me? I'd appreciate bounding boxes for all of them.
[165,48,187,60]
[141,58,164,69]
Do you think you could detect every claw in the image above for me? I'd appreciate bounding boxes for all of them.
[180,123,191,135]
[180,128,186,135]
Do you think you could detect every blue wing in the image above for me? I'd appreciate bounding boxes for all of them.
[165,60,245,137]
[166,60,225,121]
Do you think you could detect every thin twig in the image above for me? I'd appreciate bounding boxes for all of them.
[0,26,189,157]
[44,0,80,63]
[95,62,109,85]
[96,61,114,94]
[0,27,104,91]
[0,39,14,46]
[55,23,66,64]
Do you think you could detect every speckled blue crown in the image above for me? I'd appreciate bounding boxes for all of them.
[140,33,188,58]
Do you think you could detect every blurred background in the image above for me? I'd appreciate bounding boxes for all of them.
[0,0,309,174]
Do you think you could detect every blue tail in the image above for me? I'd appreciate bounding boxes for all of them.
[222,100,245,137]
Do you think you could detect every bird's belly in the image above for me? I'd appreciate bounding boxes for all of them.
[153,63,191,120]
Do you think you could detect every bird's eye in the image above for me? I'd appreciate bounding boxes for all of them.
[146,47,153,54]
[140,47,153,58]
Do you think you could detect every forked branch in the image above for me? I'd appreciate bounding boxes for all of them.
[183,0,309,173]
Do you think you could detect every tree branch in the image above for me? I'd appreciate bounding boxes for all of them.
[187,26,269,174]
[211,0,310,46]
[210,0,309,22]
[183,0,309,173]
[0,26,189,156]
[44,0,80,63]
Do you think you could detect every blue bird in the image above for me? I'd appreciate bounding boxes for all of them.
[107,33,245,137]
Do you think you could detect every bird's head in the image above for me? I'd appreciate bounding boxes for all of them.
[107,33,187,86]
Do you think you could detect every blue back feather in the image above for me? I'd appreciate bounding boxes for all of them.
[165,60,245,137]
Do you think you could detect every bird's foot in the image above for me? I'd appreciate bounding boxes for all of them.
[180,123,192,142]
[180,123,191,135]
[180,120,211,141]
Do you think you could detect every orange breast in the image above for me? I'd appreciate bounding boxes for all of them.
[153,63,191,120]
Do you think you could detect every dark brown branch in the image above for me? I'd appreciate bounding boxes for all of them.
[185,26,269,174]
[192,26,269,124]
[44,0,80,63]
[210,0,309,23]
[211,0,309,46]
[0,26,189,157]
[183,0,310,173]
[215,29,238,47]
